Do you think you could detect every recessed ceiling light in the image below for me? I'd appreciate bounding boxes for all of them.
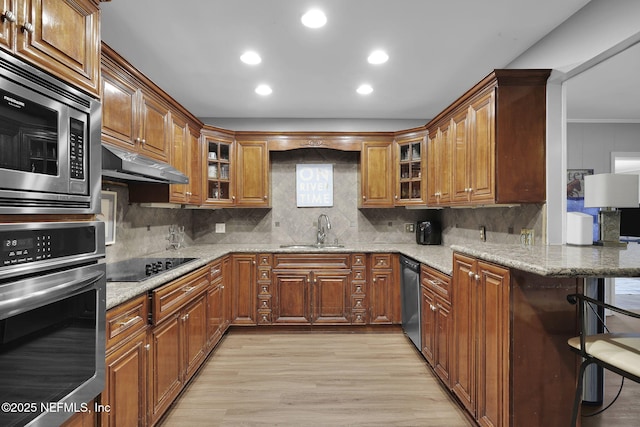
[240,51,262,65]
[357,84,373,95]
[368,50,389,65]
[301,9,327,28]
[255,84,272,96]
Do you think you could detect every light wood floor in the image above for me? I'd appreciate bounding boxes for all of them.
[158,332,473,427]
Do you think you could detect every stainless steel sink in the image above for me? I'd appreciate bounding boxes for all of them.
[279,243,345,249]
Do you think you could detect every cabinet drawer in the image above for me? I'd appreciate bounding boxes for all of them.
[151,266,209,324]
[273,254,350,269]
[257,312,272,324]
[351,295,365,311]
[371,254,392,269]
[258,268,271,280]
[352,254,366,267]
[258,283,271,295]
[352,282,366,295]
[106,294,148,350]
[352,311,367,325]
[258,295,271,310]
[421,265,451,300]
[209,261,223,282]
[258,254,272,266]
[352,268,366,281]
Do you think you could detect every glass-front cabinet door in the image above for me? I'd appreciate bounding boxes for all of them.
[395,130,427,205]
[202,129,234,206]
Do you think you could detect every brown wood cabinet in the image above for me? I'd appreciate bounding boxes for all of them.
[202,128,235,206]
[426,123,452,205]
[234,137,270,207]
[101,44,171,163]
[369,253,399,324]
[231,254,257,325]
[101,294,150,427]
[427,70,550,207]
[206,257,229,349]
[149,266,209,424]
[420,265,452,388]
[0,0,100,95]
[452,253,581,427]
[360,139,394,207]
[270,254,352,325]
[394,130,427,206]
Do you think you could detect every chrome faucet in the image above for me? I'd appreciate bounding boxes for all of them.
[317,214,331,245]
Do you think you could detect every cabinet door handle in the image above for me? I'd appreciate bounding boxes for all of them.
[474,274,480,281]
[145,344,150,351]
[118,316,141,329]
[468,271,474,278]
[21,22,34,34]
[1,10,16,23]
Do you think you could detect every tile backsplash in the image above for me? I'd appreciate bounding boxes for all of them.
[103,148,544,262]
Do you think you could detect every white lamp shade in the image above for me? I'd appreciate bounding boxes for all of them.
[584,173,639,208]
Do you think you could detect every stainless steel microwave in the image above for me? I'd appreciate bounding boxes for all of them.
[0,51,100,214]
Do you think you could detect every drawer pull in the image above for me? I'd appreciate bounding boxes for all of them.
[184,286,195,293]
[118,316,141,329]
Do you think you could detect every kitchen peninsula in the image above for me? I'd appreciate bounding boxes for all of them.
[103,241,640,427]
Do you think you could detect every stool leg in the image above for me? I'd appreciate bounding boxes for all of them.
[572,358,592,427]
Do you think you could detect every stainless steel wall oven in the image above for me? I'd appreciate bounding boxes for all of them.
[0,221,106,427]
[0,50,101,214]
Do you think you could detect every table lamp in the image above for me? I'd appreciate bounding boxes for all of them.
[584,173,639,247]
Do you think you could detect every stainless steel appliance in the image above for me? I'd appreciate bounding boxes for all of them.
[106,256,197,282]
[400,255,421,350]
[416,221,441,245]
[0,50,101,214]
[0,221,106,427]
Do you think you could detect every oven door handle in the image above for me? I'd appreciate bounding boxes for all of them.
[0,268,105,319]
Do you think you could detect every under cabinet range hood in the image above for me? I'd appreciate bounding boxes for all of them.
[102,144,189,184]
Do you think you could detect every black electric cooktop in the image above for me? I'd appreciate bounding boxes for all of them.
[106,257,198,282]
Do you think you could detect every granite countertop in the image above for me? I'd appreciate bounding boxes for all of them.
[105,241,640,309]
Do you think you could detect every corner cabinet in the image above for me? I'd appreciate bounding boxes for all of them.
[427,69,550,207]
[0,0,100,96]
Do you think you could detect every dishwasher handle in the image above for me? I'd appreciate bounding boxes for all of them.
[400,256,420,271]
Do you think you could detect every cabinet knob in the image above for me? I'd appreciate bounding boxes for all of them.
[474,274,480,281]
[1,10,17,23]
[263,195,268,200]
[145,344,150,351]
[362,195,367,200]
[141,139,146,145]
[21,21,34,34]
[468,271,474,278]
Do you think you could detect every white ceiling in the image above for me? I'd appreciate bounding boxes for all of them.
[100,0,591,125]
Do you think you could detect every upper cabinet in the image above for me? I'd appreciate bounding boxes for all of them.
[360,138,394,207]
[202,128,235,207]
[427,69,550,207]
[101,44,170,162]
[234,136,270,207]
[394,129,427,206]
[0,0,100,96]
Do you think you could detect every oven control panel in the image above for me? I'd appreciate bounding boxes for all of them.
[0,223,98,268]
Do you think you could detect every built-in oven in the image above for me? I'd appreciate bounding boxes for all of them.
[0,50,100,214]
[0,221,106,427]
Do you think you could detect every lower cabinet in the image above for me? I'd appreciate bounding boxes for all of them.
[451,252,581,427]
[101,294,150,427]
[231,254,257,325]
[420,265,452,387]
[271,268,351,325]
[369,253,400,324]
[206,257,230,349]
[149,266,210,425]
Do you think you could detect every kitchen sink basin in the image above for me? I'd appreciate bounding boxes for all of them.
[279,243,345,249]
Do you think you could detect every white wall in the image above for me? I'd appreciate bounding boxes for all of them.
[568,123,640,173]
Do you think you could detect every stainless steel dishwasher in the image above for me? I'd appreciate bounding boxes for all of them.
[400,255,421,350]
